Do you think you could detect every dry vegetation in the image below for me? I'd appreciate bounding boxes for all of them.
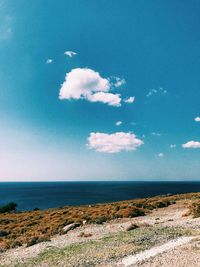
[0,192,200,251]
[187,200,200,218]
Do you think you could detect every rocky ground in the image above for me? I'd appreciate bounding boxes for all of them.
[0,200,200,267]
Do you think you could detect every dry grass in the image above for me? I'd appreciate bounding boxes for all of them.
[0,192,200,251]
[187,200,200,218]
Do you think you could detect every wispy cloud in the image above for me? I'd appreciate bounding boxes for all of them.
[158,153,164,157]
[87,132,144,153]
[115,121,122,126]
[110,77,126,88]
[182,141,200,149]
[59,68,122,107]
[152,132,161,136]
[146,87,167,98]
[64,51,77,57]
[46,59,53,64]
[124,96,135,103]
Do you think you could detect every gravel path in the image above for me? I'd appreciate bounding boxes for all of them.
[135,237,200,267]
[118,236,195,266]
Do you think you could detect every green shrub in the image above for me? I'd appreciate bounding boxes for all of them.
[10,240,22,248]
[0,230,8,237]
[0,202,17,213]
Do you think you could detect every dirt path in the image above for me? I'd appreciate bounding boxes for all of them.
[134,237,200,267]
[118,236,195,266]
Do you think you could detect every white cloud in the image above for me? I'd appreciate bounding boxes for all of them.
[64,51,77,57]
[124,96,135,103]
[112,77,126,87]
[194,117,200,122]
[88,92,121,107]
[170,144,176,148]
[182,141,200,149]
[152,132,161,136]
[146,87,167,97]
[46,59,53,64]
[158,153,164,157]
[115,121,122,126]
[59,68,122,107]
[87,132,144,153]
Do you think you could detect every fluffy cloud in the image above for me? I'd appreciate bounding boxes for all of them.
[182,141,200,149]
[158,153,164,157]
[146,87,167,97]
[59,68,122,107]
[87,132,144,153]
[46,59,53,64]
[64,51,77,57]
[88,92,121,107]
[194,117,200,122]
[124,96,135,103]
[115,121,122,126]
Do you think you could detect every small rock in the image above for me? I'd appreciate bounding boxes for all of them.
[62,223,81,234]
[126,223,139,231]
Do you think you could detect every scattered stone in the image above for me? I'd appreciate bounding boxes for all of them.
[78,232,93,238]
[62,223,81,234]
[126,223,139,231]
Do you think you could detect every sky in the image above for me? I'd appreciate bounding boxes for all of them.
[0,0,200,181]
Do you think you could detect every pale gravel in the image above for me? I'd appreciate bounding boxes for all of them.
[118,236,194,266]
[134,237,200,267]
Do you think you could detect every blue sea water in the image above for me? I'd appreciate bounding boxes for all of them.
[0,181,200,211]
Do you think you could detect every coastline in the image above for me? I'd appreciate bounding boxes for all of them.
[0,192,200,266]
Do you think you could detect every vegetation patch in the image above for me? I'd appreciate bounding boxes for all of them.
[188,201,200,218]
[13,226,197,267]
[0,192,200,250]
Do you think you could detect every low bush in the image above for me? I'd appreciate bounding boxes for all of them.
[117,206,145,218]
[0,230,8,237]
[27,236,50,247]
[10,240,22,248]
[188,201,200,218]
[0,202,17,213]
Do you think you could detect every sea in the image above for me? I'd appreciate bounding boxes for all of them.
[0,181,200,211]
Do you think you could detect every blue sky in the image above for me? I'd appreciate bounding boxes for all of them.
[0,0,200,181]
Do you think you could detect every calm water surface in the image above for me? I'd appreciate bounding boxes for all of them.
[0,181,200,210]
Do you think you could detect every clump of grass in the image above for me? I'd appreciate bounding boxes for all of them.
[78,232,93,238]
[27,236,51,247]
[117,206,146,218]
[188,201,200,218]
[0,202,17,213]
